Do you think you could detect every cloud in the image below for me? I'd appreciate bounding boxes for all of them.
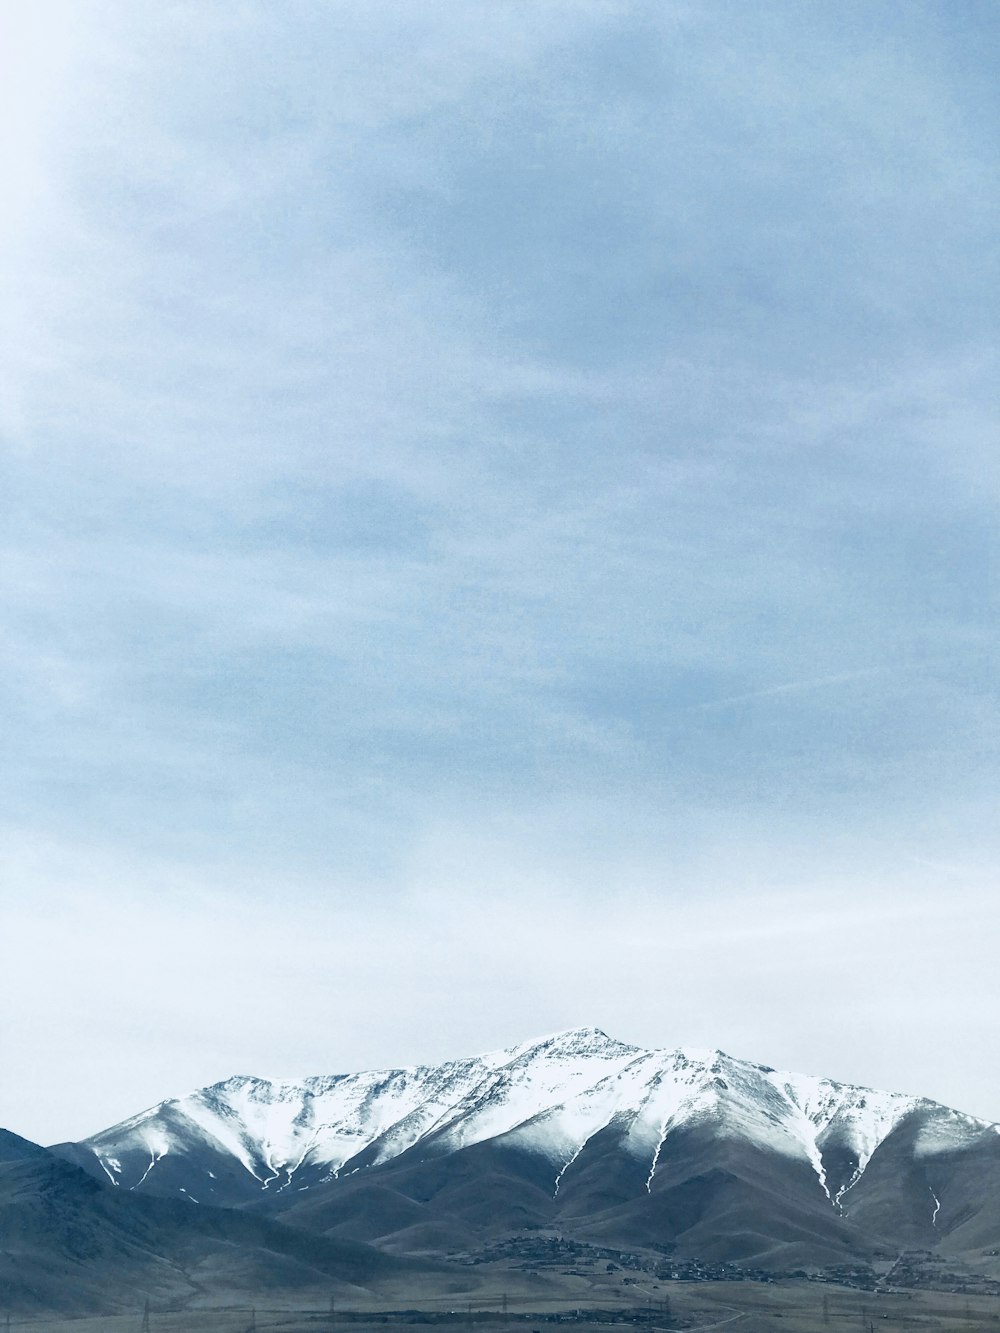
[1,0,998,1139]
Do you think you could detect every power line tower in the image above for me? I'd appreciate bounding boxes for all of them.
[501,1292,508,1328]
[247,1307,257,1332]
[140,1299,151,1333]
[330,1293,337,1329]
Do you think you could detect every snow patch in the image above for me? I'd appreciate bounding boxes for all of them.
[553,1135,591,1197]
[97,1157,119,1187]
[914,1111,983,1159]
[645,1119,668,1194]
[132,1147,166,1190]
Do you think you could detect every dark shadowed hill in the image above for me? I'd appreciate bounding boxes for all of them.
[0,1135,447,1315]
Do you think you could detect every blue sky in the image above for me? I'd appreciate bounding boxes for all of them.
[2,0,999,1142]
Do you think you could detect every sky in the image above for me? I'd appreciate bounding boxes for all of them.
[1,0,998,1145]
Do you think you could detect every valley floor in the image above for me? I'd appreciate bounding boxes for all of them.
[6,1281,1000,1333]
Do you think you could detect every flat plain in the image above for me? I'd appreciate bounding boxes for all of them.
[6,1276,1000,1333]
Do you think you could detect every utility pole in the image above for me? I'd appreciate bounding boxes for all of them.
[140,1299,151,1333]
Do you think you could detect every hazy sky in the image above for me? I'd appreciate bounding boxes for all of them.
[2,0,998,1144]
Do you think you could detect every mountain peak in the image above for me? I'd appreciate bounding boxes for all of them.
[502,1025,638,1064]
[526,1024,614,1047]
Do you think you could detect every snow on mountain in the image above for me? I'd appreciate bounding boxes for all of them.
[71,1027,995,1214]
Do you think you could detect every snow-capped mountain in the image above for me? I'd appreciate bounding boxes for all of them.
[52,1028,1000,1268]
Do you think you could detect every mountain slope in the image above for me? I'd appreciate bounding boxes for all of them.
[0,1134,444,1315]
[52,1028,1000,1269]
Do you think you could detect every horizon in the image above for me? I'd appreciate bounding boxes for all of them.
[3,1,998,1147]
[21,1022,1000,1148]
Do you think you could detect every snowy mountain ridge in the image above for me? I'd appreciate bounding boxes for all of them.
[69,1027,996,1214]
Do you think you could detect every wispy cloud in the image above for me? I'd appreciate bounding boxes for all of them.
[687,668,887,712]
